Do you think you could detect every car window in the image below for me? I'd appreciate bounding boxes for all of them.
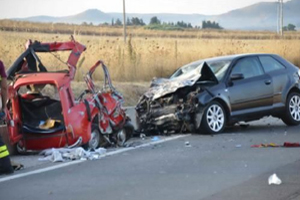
[207,60,231,81]
[231,57,264,79]
[259,56,285,73]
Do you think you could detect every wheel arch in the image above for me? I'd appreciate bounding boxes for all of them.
[286,87,300,101]
[211,97,230,124]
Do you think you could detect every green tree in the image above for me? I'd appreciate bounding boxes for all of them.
[202,20,222,29]
[202,21,207,29]
[126,18,132,26]
[81,22,88,26]
[283,23,296,31]
[115,18,122,26]
[130,17,145,26]
[149,16,161,25]
[111,18,114,26]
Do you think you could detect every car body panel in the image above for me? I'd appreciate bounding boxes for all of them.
[6,38,130,151]
[136,53,300,133]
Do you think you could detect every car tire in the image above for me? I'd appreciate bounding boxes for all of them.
[281,92,300,126]
[201,101,226,134]
[83,124,105,150]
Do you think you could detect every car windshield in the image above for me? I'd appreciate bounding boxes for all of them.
[170,59,232,81]
[207,60,232,81]
[170,60,203,79]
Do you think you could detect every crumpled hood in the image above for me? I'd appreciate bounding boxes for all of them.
[144,62,218,100]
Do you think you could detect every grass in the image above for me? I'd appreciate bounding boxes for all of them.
[1,30,300,82]
[1,23,300,105]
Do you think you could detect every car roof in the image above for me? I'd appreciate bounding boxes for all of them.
[13,72,70,88]
[202,53,278,63]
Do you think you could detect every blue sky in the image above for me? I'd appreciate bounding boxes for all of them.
[0,0,287,18]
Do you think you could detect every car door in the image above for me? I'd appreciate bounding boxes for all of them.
[227,56,273,116]
[258,55,288,107]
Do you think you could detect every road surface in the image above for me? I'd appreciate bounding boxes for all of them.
[0,116,300,200]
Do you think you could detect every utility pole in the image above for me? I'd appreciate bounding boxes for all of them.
[280,0,284,36]
[123,0,127,43]
[277,0,280,34]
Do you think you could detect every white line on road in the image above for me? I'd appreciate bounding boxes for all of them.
[0,134,190,183]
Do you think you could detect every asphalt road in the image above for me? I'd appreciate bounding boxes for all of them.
[1,116,300,200]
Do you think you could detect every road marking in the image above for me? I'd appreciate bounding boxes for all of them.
[0,134,190,183]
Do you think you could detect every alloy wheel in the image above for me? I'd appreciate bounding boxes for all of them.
[289,95,300,121]
[206,104,225,132]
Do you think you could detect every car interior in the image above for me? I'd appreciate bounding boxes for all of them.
[17,84,65,134]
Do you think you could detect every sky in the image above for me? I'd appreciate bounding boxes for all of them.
[0,0,288,19]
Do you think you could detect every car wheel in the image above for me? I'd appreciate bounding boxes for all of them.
[201,101,226,134]
[84,124,105,150]
[281,92,300,126]
[117,129,127,147]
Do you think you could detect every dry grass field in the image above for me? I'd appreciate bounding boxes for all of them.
[1,23,300,105]
[1,30,300,82]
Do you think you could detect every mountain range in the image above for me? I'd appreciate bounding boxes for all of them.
[12,0,300,30]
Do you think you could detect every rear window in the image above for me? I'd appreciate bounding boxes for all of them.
[259,56,285,73]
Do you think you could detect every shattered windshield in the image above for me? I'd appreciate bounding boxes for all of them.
[170,61,202,79]
[207,60,232,81]
[170,59,232,81]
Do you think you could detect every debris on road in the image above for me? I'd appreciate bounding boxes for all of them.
[235,144,242,148]
[283,142,300,147]
[185,141,192,147]
[38,147,107,162]
[251,142,300,148]
[268,173,282,185]
[11,160,24,171]
[151,136,160,141]
[239,123,250,128]
[140,133,146,140]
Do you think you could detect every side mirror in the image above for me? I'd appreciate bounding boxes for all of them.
[230,73,244,81]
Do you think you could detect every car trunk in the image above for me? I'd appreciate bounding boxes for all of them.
[17,84,65,134]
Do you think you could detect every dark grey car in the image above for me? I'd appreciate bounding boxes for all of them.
[136,54,300,134]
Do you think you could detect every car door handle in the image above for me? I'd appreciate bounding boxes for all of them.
[264,80,272,85]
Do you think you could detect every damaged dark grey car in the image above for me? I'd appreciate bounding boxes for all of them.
[136,54,300,134]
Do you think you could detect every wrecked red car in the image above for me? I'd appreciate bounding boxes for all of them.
[5,37,133,152]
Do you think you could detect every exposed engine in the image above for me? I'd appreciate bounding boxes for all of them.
[136,85,202,134]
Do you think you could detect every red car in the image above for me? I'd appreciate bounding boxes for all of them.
[5,37,133,152]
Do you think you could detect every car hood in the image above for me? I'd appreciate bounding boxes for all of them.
[144,62,218,100]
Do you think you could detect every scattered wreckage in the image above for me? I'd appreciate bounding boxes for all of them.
[5,37,133,152]
[136,54,300,135]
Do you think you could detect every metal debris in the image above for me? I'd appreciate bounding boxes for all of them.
[38,147,107,162]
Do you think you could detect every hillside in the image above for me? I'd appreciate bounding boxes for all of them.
[11,0,300,30]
